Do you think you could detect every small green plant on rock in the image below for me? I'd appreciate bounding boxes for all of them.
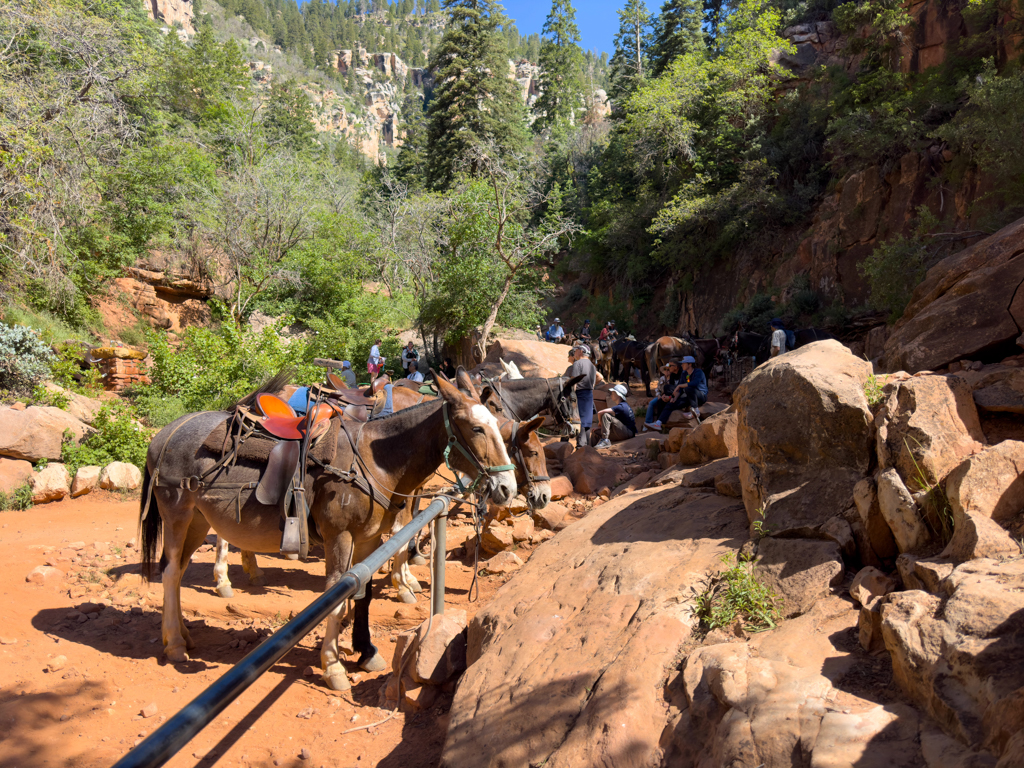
[695,553,782,633]
[864,373,886,407]
[30,384,70,410]
[0,483,34,511]
[61,402,149,475]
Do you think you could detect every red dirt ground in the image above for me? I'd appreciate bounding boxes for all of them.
[0,490,512,768]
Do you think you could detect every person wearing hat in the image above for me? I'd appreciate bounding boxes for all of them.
[643,361,679,430]
[564,344,596,447]
[593,383,638,448]
[598,321,617,342]
[579,319,592,341]
[770,318,787,357]
[646,355,707,430]
[546,318,565,343]
[339,360,357,388]
[534,324,545,342]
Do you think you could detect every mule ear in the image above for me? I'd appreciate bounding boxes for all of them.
[436,375,469,405]
[562,374,584,395]
[455,368,479,400]
[520,414,545,437]
[435,367,453,384]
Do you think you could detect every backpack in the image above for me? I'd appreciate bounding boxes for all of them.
[785,329,796,350]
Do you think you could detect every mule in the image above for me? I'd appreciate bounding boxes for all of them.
[646,336,703,384]
[139,377,516,691]
[610,338,651,395]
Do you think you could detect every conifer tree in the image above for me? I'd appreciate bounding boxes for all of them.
[533,0,585,133]
[608,0,653,107]
[424,0,527,190]
[650,0,704,76]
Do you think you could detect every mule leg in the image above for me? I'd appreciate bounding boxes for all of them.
[241,550,266,587]
[390,502,420,604]
[320,528,355,692]
[176,515,211,650]
[213,536,233,598]
[159,500,204,662]
[351,538,386,674]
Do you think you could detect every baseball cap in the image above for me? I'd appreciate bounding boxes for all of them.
[554,317,561,322]
[342,360,351,368]
[611,383,629,399]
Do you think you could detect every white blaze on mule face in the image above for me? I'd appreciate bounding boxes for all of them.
[470,403,516,502]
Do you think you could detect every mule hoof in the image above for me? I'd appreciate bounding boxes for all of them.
[166,646,189,663]
[410,555,428,566]
[284,553,299,561]
[359,652,386,673]
[216,584,234,598]
[248,575,266,588]
[397,589,417,604]
[322,666,351,692]
[410,580,423,593]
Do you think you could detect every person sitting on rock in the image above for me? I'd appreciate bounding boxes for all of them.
[594,384,638,448]
[646,356,706,430]
[401,341,419,372]
[579,319,592,341]
[642,363,676,431]
[546,318,565,343]
[534,324,545,342]
[339,360,357,388]
[407,360,424,384]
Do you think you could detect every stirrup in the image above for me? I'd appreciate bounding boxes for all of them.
[280,517,301,556]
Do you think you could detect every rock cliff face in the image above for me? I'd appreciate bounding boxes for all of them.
[143,0,194,36]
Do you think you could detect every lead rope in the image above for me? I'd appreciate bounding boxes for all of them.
[468,492,486,603]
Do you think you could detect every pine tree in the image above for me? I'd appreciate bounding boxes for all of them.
[650,0,704,76]
[424,0,528,190]
[533,0,585,133]
[608,0,653,107]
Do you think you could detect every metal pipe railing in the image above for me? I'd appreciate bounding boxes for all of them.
[113,495,452,768]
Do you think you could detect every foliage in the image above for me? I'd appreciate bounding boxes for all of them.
[720,293,777,335]
[0,324,54,394]
[61,402,150,475]
[864,373,885,407]
[859,206,940,320]
[608,0,654,105]
[650,0,705,77]
[30,385,70,410]
[0,483,34,512]
[49,344,103,393]
[123,387,188,428]
[695,553,782,633]
[534,0,586,133]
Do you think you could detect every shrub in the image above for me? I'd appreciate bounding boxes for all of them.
[49,343,103,393]
[0,483,34,511]
[30,384,70,410]
[695,553,782,633]
[61,402,150,475]
[859,234,929,321]
[0,324,54,394]
[124,386,188,428]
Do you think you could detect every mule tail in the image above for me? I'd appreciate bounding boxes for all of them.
[139,463,162,581]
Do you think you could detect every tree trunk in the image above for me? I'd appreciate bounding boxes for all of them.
[476,271,515,362]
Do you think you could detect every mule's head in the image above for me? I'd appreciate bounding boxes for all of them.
[506,415,550,509]
[559,375,584,437]
[436,376,517,506]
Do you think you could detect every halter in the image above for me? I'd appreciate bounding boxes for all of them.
[441,400,515,496]
[506,418,550,509]
[482,375,581,436]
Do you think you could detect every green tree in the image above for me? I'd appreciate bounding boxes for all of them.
[650,0,705,77]
[425,0,528,190]
[533,0,585,133]
[608,0,654,107]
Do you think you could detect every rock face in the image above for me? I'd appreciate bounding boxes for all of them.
[0,406,90,462]
[945,440,1024,531]
[143,0,195,35]
[676,408,738,466]
[877,468,933,553]
[881,559,1024,761]
[442,485,749,768]
[561,447,629,496]
[0,457,33,493]
[875,375,986,488]
[735,341,874,534]
[883,216,1024,373]
[754,537,844,618]
[473,339,574,380]
[30,463,71,503]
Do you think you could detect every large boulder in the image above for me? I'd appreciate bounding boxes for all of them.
[392,611,468,686]
[735,341,874,534]
[0,457,33,493]
[876,468,933,553]
[970,368,1024,415]
[881,559,1024,760]
[676,408,738,466]
[945,440,1024,531]
[561,446,629,496]
[0,406,90,461]
[70,466,101,498]
[883,216,1024,373]
[98,462,142,491]
[29,463,71,503]
[442,485,749,768]
[875,375,986,489]
[853,477,899,561]
[40,383,103,425]
[473,339,574,379]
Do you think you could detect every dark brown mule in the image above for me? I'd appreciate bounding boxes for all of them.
[646,336,703,384]
[139,377,515,691]
[611,338,651,395]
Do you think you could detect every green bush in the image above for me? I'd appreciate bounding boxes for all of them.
[30,385,70,410]
[695,553,782,633]
[61,402,150,475]
[859,234,929,321]
[123,385,187,428]
[0,324,54,394]
[0,483,34,511]
[49,343,103,394]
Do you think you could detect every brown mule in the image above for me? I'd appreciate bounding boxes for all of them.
[139,377,516,691]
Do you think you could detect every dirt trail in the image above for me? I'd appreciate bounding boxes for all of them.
[0,491,504,768]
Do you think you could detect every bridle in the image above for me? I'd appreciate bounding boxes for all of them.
[441,400,515,496]
[482,375,581,437]
[505,418,550,509]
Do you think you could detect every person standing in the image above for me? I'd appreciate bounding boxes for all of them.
[339,360,357,388]
[401,341,419,372]
[368,338,385,377]
[770,318,787,357]
[593,384,638,447]
[565,344,596,447]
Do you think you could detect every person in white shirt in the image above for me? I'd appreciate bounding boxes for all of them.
[368,339,385,376]
[401,341,419,372]
[339,360,357,388]
[770,319,787,357]
[407,361,424,383]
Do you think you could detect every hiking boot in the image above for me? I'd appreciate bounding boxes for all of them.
[690,407,702,424]
[595,439,612,448]
[644,421,662,432]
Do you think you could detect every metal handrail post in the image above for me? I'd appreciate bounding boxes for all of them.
[431,508,448,616]
[113,495,451,768]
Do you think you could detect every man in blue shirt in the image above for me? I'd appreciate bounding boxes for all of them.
[594,383,638,448]
[546,318,565,343]
[646,356,707,430]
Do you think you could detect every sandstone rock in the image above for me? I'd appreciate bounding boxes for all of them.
[850,566,896,606]
[651,456,738,489]
[896,554,954,593]
[881,559,1024,759]
[611,469,656,498]
[530,529,555,545]
[945,440,1024,530]
[98,462,142,491]
[663,426,691,454]
[30,463,71,504]
[392,611,468,686]
[676,408,738,466]
[941,508,1020,563]
[854,477,899,560]
[70,466,101,498]
[0,407,90,461]
[543,442,574,463]
[480,521,513,555]
[40,383,103,425]
[754,537,843,618]
[735,341,874,533]
[875,375,986,488]
[821,514,857,560]
[0,457,33,493]
[443,486,749,768]
[509,515,534,543]
[859,596,887,652]
[474,339,579,379]
[548,475,572,500]
[480,551,524,576]
[714,469,742,498]
[877,468,933,553]
[561,447,628,496]
[883,216,1024,373]
[972,369,1024,415]
[657,451,678,470]
[532,502,568,531]
[26,565,64,587]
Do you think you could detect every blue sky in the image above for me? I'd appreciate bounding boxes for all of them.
[503,0,649,57]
